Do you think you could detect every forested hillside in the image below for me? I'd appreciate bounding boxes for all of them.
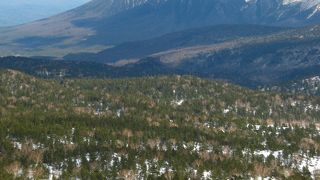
[1,70,320,179]
[262,76,320,96]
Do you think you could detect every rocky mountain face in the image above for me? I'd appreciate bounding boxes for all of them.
[1,0,320,57]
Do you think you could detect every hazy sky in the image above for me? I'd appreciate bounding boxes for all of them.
[0,0,90,27]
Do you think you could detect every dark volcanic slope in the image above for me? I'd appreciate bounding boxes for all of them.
[64,24,288,63]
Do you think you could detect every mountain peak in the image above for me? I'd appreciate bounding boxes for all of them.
[282,0,320,7]
[1,0,320,57]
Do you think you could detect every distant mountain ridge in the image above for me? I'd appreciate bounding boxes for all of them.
[67,24,320,87]
[1,0,320,56]
[2,21,320,88]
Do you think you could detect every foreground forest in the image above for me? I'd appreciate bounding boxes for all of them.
[1,70,320,179]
